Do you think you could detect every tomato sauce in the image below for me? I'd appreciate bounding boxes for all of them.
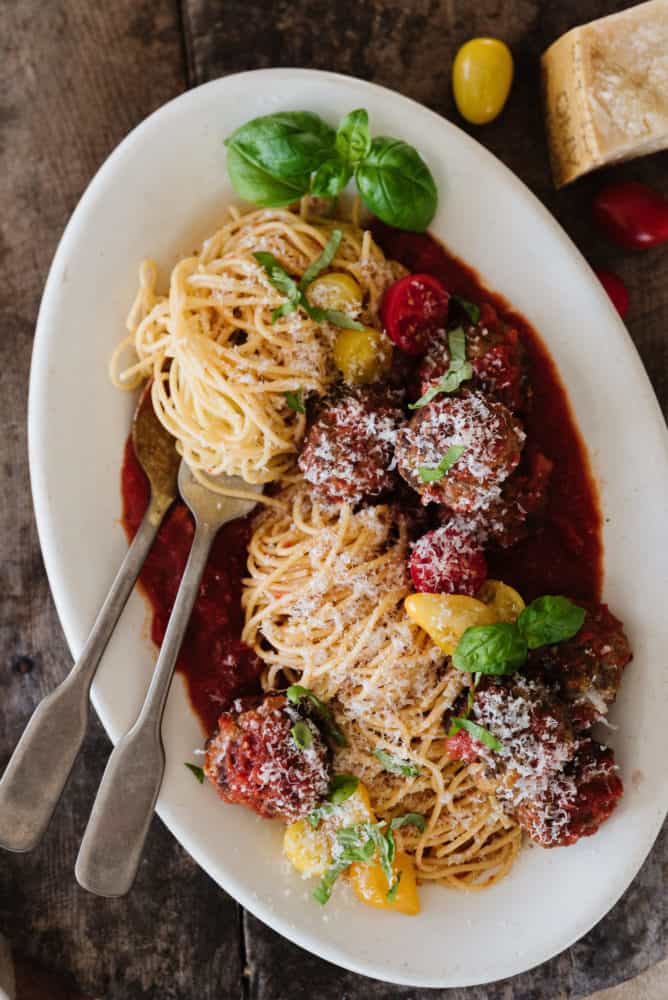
[120,224,602,735]
[121,441,263,734]
[372,223,602,602]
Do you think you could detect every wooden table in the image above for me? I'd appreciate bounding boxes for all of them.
[1,2,666,998]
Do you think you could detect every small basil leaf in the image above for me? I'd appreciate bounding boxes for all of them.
[419,444,466,483]
[226,145,310,207]
[226,111,335,178]
[355,137,437,233]
[286,684,348,747]
[386,870,402,902]
[313,859,350,905]
[517,596,586,650]
[389,813,426,833]
[370,826,394,888]
[409,328,473,410]
[373,749,421,777]
[184,762,205,784]
[452,295,481,324]
[254,251,300,300]
[300,230,343,290]
[328,773,359,805]
[311,158,352,199]
[336,109,372,165]
[453,622,528,675]
[305,305,366,331]
[291,721,313,750]
[284,389,305,414]
[447,717,503,752]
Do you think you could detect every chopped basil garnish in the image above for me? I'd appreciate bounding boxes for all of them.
[453,622,528,675]
[286,684,348,747]
[419,444,466,484]
[312,813,424,905]
[373,749,421,777]
[291,721,313,750]
[452,295,481,324]
[517,596,586,650]
[386,870,402,902]
[254,240,364,330]
[225,109,437,232]
[447,717,503,751]
[184,762,205,784]
[328,773,360,804]
[284,389,305,414]
[409,327,473,410]
[307,774,360,828]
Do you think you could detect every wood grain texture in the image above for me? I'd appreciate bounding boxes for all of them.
[0,0,666,998]
[0,3,241,1000]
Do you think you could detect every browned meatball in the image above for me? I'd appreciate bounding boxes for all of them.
[418,302,528,414]
[298,389,404,505]
[528,602,632,728]
[204,692,330,822]
[395,389,525,511]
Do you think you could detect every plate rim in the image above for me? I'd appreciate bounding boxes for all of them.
[27,67,668,989]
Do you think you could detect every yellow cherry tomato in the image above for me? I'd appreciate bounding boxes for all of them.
[477,579,525,623]
[333,327,393,385]
[283,783,376,878]
[349,851,420,915]
[404,593,497,654]
[452,38,514,125]
[308,272,363,311]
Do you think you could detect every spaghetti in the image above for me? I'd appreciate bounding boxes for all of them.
[110,206,401,486]
[242,483,521,889]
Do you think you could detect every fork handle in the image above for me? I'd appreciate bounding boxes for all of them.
[75,519,215,897]
[0,498,166,852]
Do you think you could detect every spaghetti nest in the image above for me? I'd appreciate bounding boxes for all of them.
[242,483,521,889]
[111,206,400,484]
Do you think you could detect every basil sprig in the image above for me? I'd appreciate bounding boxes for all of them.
[453,596,585,675]
[517,596,586,649]
[419,444,466,484]
[226,109,437,232]
[447,717,503,751]
[307,774,360,828]
[373,749,421,778]
[313,813,425,905]
[184,762,205,784]
[254,230,365,330]
[409,327,473,410]
[286,684,348,747]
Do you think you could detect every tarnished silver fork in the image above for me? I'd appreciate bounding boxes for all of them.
[75,462,262,898]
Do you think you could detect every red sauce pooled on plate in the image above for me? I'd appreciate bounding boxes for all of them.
[120,226,602,733]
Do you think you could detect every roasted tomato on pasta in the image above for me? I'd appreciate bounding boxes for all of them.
[115,172,630,914]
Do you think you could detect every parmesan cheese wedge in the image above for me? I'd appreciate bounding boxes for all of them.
[541,0,668,187]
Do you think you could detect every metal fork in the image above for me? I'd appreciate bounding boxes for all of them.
[74,462,262,897]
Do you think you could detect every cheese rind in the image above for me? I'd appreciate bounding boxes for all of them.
[542,0,668,187]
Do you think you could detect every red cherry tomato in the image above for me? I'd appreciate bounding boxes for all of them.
[380,273,449,354]
[593,268,629,319]
[593,181,668,250]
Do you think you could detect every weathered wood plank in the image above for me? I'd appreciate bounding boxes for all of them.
[0,3,243,999]
[183,1,668,997]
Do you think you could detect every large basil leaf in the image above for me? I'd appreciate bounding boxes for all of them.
[453,622,528,675]
[517,596,586,650]
[336,109,372,164]
[225,111,336,205]
[355,137,437,232]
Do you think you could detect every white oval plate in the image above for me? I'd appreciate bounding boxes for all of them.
[28,69,668,988]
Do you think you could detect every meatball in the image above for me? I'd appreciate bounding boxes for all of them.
[418,302,528,413]
[298,389,404,505]
[528,602,632,728]
[409,521,487,595]
[516,740,623,847]
[204,692,330,822]
[395,389,525,511]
